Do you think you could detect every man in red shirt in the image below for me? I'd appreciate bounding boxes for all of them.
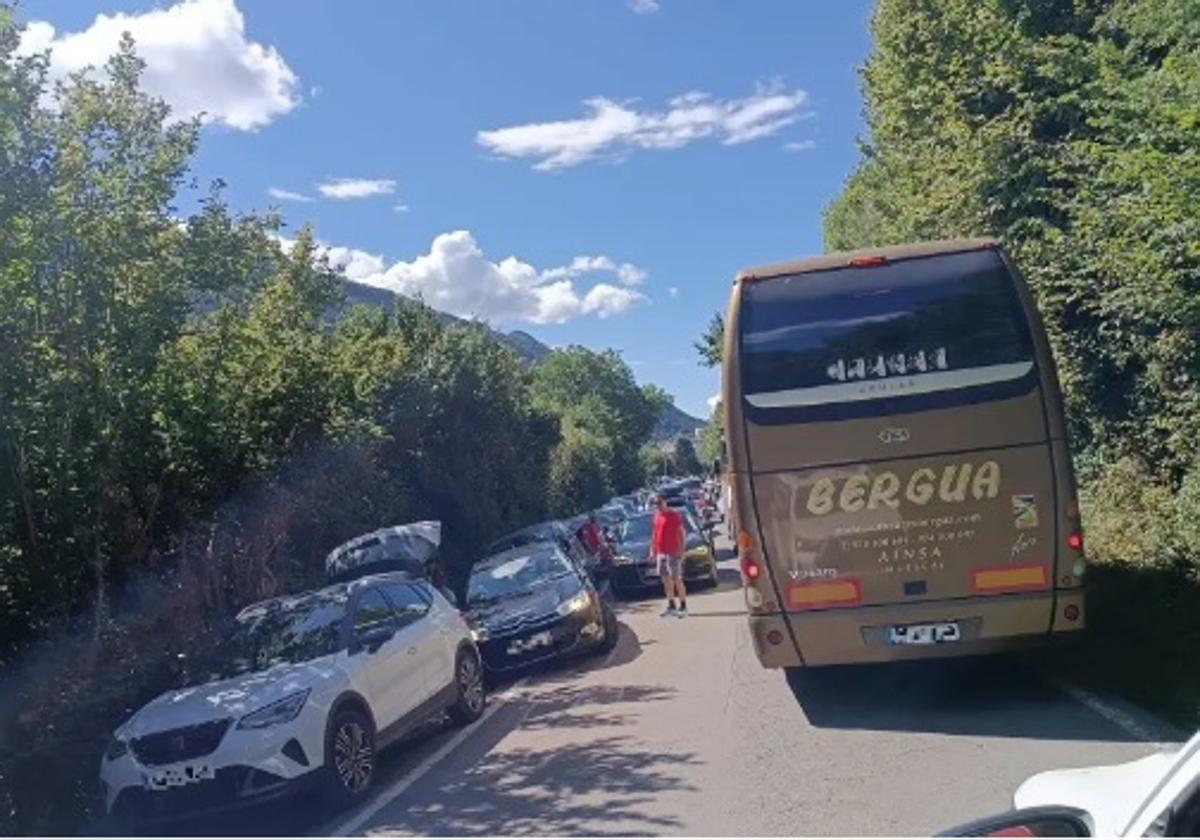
[649,495,688,617]
[576,513,607,561]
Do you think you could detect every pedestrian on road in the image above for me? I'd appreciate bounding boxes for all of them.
[649,494,688,617]
[577,512,603,554]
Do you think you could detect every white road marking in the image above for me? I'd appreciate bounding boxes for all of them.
[328,678,528,837]
[1050,676,1181,747]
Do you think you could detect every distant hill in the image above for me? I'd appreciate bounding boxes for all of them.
[653,403,705,441]
[342,279,550,364]
[500,330,552,364]
[341,278,705,437]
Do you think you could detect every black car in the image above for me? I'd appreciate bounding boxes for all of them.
[609,512,719,598]
[465,542,618,677]
[487,520,602,579]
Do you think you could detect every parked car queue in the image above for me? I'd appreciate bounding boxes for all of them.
[95,482,720,831]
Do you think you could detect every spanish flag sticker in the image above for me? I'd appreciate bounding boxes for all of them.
[1012,494,1038,529]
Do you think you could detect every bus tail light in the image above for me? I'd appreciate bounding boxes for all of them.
[971,563,1049,594]
[786,578,862,610]
[848,255,888,267]
[765,629,784,646]
[1066,531,1083,552]
[738,530,762,581]
[736,530,755,552]
[741,555,761,581]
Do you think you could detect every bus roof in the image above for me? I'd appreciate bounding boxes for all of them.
[735,237,1000,284]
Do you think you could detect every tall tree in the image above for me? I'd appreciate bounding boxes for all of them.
[695,313,725,368]
[823,0,1200,477]
[532,346,665,494]
[673,436,703,476]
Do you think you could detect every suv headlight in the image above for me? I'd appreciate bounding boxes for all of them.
[470,626,488,642]
[236,689,310,730]
[613,554,634,566]
[556,591,590,616]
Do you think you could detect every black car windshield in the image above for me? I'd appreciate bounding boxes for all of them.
[622,512,699,542]
[489,525,558,554]
[210,592,347,680]
[621,514,654,543]
[467,545,571,605]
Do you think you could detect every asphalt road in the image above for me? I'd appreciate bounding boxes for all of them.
[168,528,1180,837]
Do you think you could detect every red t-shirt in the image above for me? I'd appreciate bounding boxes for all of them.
[651,508,685,556]
[578,520,604,554]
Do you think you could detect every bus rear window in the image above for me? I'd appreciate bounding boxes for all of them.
[738,248,1036,415]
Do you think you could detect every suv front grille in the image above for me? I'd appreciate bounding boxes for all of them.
[131,719,232,766]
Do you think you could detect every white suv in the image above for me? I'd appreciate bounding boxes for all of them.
[99,573,484,828]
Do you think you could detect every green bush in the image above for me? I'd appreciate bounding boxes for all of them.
[1080,457,1184,568]
[0,16,668,832]
[1177,465,1200,561]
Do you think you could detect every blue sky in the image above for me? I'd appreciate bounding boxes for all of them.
[18,0,875,418]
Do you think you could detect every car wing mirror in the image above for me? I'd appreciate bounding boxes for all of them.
[355,624,395,654]
[939,806,1093,837]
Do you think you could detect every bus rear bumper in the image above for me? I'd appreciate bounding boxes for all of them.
[749,589,1085,668]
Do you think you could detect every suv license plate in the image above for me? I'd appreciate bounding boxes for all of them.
[888,622,961,645]
[145,764,214,790]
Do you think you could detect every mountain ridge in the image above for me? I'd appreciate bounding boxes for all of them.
[341,279,702,440]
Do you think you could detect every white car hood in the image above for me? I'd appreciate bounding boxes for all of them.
[118,657,342,739]
[1014,749,1178,836]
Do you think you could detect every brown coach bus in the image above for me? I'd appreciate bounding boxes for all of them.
[722,238,1086,668]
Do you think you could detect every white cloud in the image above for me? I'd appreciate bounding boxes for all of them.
[323,246,386,282]
[348,231,646,324]
[706,393,721,411]
[542,255,647,286]
[784,139,817,153]
[18,0,298,131]
[477,80,810,171]
[628,0,661,13]
[668,286,679,298]
[268,187,314,203]
[393,203,411,214]
[316,178,397,200]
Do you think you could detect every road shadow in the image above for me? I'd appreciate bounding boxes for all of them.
[611,568,739,608]
[713,567,743,593]
[1034,562,1200,732]
[361,682,699,836]
[137,621,651,837]
[784,654,1145,742]
[131,713,457,837]
[486,616,647,689]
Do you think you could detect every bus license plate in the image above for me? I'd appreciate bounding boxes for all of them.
[888,622,960,645]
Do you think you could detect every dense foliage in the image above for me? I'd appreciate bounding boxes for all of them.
[532,347,670,513]
[0,12,669,831]
[698,400,723,469]
[672,436,703,476]
[694,313,725,368]
[825,0,1200,485]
